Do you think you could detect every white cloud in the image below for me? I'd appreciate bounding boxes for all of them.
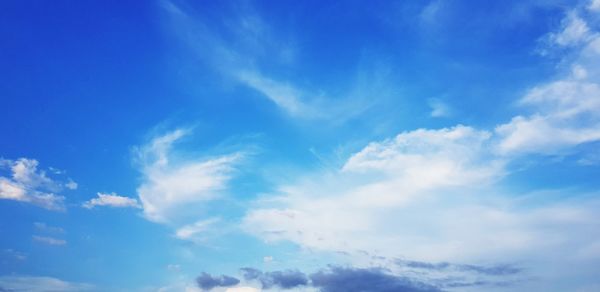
[175,218,220,241]
[32,235,67,246]
[496,11,600,155]
[244,126,513,261]
[135,130,242,222]
[65,180,78,190]
[0,158,75,211]
[237,71,313,118]
[590,0,600,11]
[0,275,93,292]
[82,192,140,209]
[34,222,65,234]
[263,256,273,263]
[244,125,600,274]
[427,98,452,118]
[550,13,591,46]
[161,1,377,122]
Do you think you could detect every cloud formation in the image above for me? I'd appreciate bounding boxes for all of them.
[496,7,600,155]
[240,267,308,289]
[0,158,76,211]
[134,129,242,222]
[82,192,140,209]
[196,272,240,290]
[212,266,443,292]
[242,4,600,274]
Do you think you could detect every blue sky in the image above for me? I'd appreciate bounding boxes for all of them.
[1,0,600,291]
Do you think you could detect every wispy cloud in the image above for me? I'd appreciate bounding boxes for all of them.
[34,222,65,234]
[32,235,67,246]
[160,0,379,122]
[428,98,453,118]
[0,158,76,211]
[82,192,140,209]
[0,275,93,292]
[174,217,220,242]
[134,129,242,222]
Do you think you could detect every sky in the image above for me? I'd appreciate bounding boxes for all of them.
[1,0,600,291]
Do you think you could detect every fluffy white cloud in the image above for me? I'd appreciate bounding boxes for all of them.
[82,192,140,209]
[0,158,75,211]
[0,275,93,291]
[244,125,600,276]
[135,129,242,222]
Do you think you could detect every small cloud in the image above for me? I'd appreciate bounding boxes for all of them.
[0,158,70,211]
[241,267,308,289]
[32,235,66,246]
[167,264,181,272]
[196,272,240,290]
[64,180,77,190]
[82,192,140,209]
[175,218,219,241]
[427,98,452,118]
[2,249,27,261]
[33,222,65,234]
[263,256,273,263]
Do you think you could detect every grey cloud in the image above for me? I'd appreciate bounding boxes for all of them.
[309,266,442,292]
[241,267,308,289]
[239,266,441,292]
[196,272,240,290]
[396,260,521,276]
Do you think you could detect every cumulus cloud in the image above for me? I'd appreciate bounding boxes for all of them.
[243,125,600,291]
[134,129,242,222]
[196,272,240,290]
[0,158,76,211]
[82,192,140,209]
[0,275,93,292]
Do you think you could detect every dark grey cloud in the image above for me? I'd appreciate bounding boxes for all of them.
[200,261,521,291]
[310,266,443,292]
[196,272,240,290]
[241,267,308,289]
[240,266,442,292]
